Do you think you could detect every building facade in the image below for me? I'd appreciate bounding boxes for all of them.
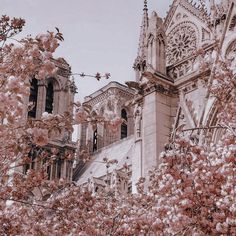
[76,0,236,194]
[24,57,77,183]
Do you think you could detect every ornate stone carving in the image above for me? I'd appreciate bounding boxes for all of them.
[134,104,142,139]
[86,88,134,108]
[167,23,197,65]
[167,57,196,79]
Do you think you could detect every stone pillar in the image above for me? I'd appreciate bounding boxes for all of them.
[131,103,143,193]
[97,123,104,149]
[153,38,157,70]
[160,41,166,74]
[58,90,67,114]
[127,114,134,136]
[36,81,46,118]
[53,89,60,114]
[142,91,158,180]
[148,40,152,65]
[86,123,93,153]
[141,84,176,188]
[135,67,140,82]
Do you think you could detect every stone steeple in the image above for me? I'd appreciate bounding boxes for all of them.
[138,0,149,59]
[134,0,149,81]
[146,11,166,74]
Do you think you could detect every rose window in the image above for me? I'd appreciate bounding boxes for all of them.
[167,24,197,65]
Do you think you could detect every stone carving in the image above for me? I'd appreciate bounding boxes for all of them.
[226,40,236,67]
[134,104,142,138]
[103,90,119,120]
[167,23,197,65]
[176,13,182,21]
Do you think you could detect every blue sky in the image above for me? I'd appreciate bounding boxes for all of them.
[1,0,172,100]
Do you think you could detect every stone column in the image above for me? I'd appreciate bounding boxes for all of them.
[141,91,158,181]
[36,81,46,118]
[131,103,143,193]
[97,123,104,149]
[141,83,176,189]
[86,123,93,153]
[53,89,60,114]
[153,38,157,70]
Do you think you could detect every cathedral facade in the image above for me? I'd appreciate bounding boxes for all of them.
[23,58,77,184]
[75,0,236,194]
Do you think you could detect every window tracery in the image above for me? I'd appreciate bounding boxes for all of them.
[167,22,198,65]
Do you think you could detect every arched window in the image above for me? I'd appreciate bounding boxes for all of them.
[121,109,128,139]
[93,129,98,152]
[28,78,38,118]
[23,147,37,174]
[142,60,146,71]
[45,82,54,113]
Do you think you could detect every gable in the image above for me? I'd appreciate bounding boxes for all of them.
[165,0,212,66]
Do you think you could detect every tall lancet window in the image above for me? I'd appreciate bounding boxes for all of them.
[121,109,128,139]
[93,129,98,152]
[28,78,38,118]
[45,82,54,114]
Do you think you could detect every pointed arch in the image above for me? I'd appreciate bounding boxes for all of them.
[45,77,60,114]
[93,129,98,152]
[121,108,128,139]
[28,78,38,118]
[45,82,54,113]
[147,34,154,66]
[205,92,234,143]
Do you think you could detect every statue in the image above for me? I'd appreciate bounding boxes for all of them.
[134,104,142,138]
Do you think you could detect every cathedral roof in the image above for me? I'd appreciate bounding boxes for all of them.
[77,136,134,185]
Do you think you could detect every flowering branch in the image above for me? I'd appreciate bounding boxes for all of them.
[71,72,111,81]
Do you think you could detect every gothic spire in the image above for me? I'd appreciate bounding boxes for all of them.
[138,0,149,59]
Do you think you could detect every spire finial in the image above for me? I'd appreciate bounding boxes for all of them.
[135,0,149,61]
[144,0,148,11]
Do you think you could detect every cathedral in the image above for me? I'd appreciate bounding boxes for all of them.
[24,58,77,183]
[74,0,236,194]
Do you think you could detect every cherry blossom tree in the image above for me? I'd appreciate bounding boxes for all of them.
[0,15,79,235]
[0,15,127,235]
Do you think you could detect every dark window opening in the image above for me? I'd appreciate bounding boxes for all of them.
[137,64,141,71]
[47,165,51,180]
[93,129,98,152]
[128,185,132,194]
[52,160,57,179]
[45,82,54,113]
[23,163,30,175]
[23,147,37,174]
[57,158,62,179]
[121,109,128,139]
[142,61,146,71]
[28,78,38,118]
